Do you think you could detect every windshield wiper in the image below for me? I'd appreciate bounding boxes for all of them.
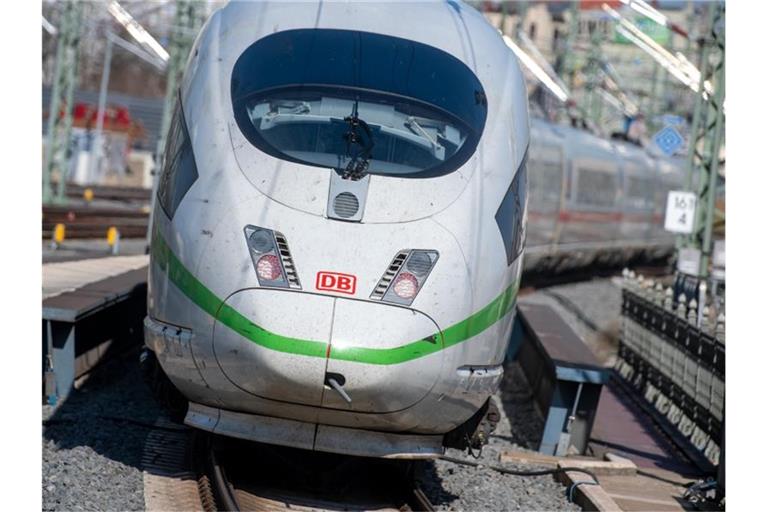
[340,100,374,180]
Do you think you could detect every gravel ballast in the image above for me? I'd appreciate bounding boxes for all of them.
[421,361,581,511]
[43,353,162,512]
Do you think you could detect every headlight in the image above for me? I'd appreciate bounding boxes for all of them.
[370,249,439,306]
[243,225,301,289]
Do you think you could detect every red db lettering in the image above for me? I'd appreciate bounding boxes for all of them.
[316,271,357,295]
[337,276,352,291]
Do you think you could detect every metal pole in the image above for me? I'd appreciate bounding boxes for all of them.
[654,66,667,131]
[647,63,659,121]
[43,1,82,205]
[682,46,707,193]
[515,1,529,40]
[90,36,113,186]
[676,2,724,278]
[699,54,725,277]
[54,2,82,204]
[43,29,65,204]
[587,26,604,127]
[564,1,580,93]
[499,0,508,34]
[676,6,712,252]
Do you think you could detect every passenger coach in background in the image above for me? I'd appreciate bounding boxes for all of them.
[524,118,686,273]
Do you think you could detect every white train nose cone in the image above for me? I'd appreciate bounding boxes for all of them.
[211,287,444,413]
[322,298,444,413]
[212,289,334,406]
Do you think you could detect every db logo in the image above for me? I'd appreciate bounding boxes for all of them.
[316,271,357,295]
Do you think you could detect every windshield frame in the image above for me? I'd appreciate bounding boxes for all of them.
[230,29,488,179]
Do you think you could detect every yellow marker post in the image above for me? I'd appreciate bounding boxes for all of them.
[51,223,65,250]
[83,188,94,203]
[107,226,120,255]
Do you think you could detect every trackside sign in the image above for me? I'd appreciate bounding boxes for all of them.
[664,191,697,234]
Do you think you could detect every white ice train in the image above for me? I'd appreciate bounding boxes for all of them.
[142,0,683,459]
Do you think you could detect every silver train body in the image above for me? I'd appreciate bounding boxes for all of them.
[524,119,685,272]
[144,0,682,459]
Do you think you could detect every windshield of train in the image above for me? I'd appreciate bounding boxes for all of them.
[231,29,488,179]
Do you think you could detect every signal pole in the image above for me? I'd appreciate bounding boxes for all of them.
[586,22,605,128]
[43,1,83,205]
[515,1,529,39]
[679,2,725,280]
[562,0,580,93]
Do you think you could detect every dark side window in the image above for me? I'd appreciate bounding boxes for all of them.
[157,98,198,219]
[231,29,488,179]
[575,167,616,207]
[495,151,528,265]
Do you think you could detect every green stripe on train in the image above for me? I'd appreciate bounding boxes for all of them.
[152,231,518,365]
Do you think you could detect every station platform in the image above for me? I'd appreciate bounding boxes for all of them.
[42,239,149,264]
[43,255,149,405]
[512,288,706,511]
[588,379,701,511]
[43,254,148,299]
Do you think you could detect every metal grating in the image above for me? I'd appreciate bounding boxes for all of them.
[370,251,409,300]
[332,192,360,219]
[274,232,301,289]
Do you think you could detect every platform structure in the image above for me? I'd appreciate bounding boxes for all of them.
[509,297,709,511]
[513,302,610,456]
[587,378,702,511]
[43,255,149,405]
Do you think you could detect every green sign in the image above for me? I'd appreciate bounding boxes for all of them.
[614,17,671,45]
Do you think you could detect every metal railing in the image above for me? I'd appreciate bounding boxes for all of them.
[614,270,724,467]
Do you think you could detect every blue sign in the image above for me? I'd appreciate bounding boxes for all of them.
[653,126,684,156]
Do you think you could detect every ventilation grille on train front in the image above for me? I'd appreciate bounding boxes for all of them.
[274,232,301,289]
[332,192,360,219]
[369,251,410,300]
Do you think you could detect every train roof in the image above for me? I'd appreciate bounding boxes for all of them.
[530,117,686,174]
[207,1,523,114]
[215,1,503,67]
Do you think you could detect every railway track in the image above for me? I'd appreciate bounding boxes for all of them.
[145,427,435,512]
[65,183,152,203]
[198,434,436,511]
[43,204,149,239]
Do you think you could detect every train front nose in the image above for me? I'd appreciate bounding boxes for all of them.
[321,298,444,412]
[212,288,444,413]
[212,289,334,407]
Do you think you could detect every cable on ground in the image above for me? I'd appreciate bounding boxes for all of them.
[439,454,601,504]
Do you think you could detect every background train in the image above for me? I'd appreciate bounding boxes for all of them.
[524,117,686,273]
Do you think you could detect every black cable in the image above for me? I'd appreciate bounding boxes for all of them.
[439,455,600,485]
[440,454,602,503]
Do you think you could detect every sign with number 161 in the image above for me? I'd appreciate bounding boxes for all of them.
[664,191,697,234]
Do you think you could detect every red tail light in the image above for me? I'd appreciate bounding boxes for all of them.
[370,250,439,306]
[392,272,419,299]
[256,254,282,281]
[244,225,301,289]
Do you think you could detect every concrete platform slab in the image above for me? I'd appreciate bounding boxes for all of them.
[43,254,149,299]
